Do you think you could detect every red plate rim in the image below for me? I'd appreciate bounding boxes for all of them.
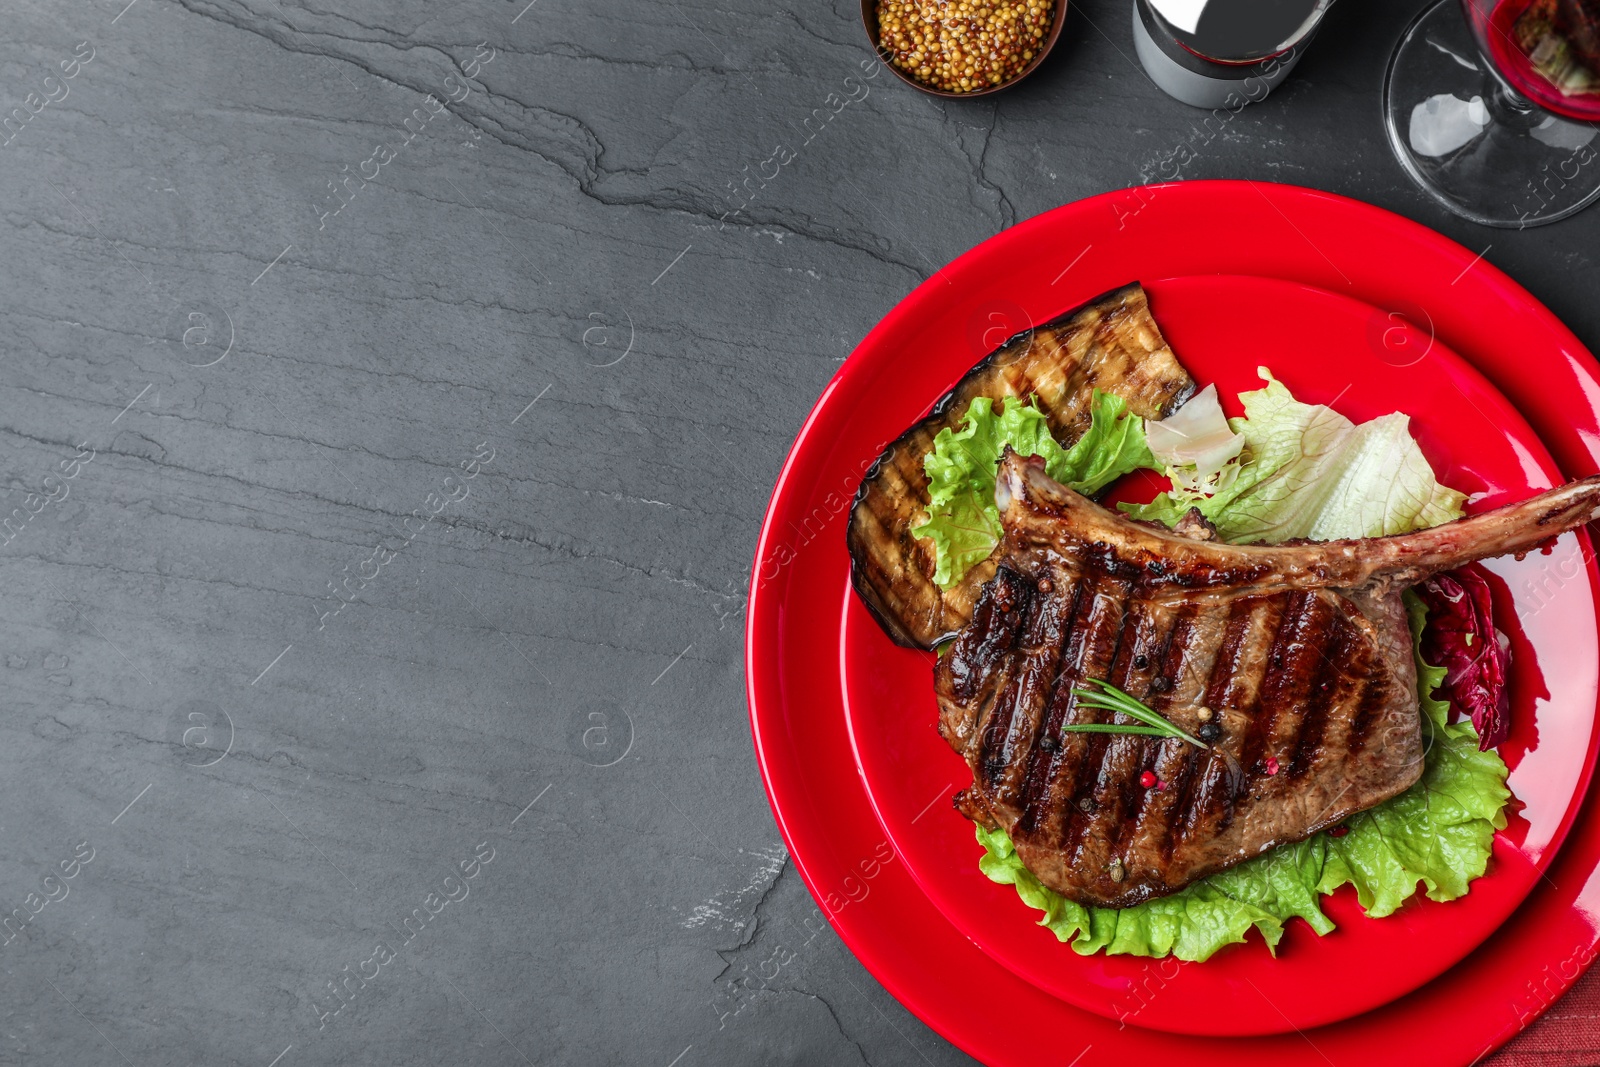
[748,180,1600,1066]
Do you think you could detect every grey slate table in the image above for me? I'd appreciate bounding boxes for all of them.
[1,1,1595,1064]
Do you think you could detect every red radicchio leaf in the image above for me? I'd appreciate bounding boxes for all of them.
[1414,563,1511,750]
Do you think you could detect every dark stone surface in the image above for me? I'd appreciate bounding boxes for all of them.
[0,0,1593,1064]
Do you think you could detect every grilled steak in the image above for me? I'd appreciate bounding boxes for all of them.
[936,452,1600,908]
[847,283,1195,651]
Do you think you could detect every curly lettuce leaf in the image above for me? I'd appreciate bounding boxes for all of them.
[912,392,1157,588]
[975,593,1510,962]
[978,826,1333,961]
[1122,368,1466,541]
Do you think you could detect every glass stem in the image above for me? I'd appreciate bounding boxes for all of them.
[1481,62,1544,128]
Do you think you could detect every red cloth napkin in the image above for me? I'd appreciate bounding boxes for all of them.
[1490,965,1600,1065]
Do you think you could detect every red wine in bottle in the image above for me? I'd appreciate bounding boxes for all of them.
[1136,0,1330,107]
[1148,0,1329,63]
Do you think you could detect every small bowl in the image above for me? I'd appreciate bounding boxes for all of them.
[861,0,1068,99]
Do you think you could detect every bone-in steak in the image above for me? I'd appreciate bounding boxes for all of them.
[935,452,1600,908]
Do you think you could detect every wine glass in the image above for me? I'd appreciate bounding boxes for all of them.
[1384,0,1600,227]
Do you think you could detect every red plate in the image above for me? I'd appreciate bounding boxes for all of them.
[841,273,1599,1035]
[748,182,1600,1065]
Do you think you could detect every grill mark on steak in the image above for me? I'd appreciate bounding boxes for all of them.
[1014,573,1100,834]
[1176,751,1230,853]
[1286,605,1366,780]
[1121,601,1234,861]
[1201,599,1257,709]
[1345,672,1389,757]
[1058,733,1110,857]
[1115,751,1178,875]
[1050,591,1154,849]
[977,585,1041,789]
[1020,573,1133,840]
[987,575,1081,806]
[1103,605,1194,854]
[929,455,1600,908]
[1237,591,1323,782]
[1062,600,1187,859]
[1207,596,1285,723]
[1109,597,1158,697]
[1159,743,1206,862]
[992,598,1056,796]
[1147,607,1196,710]
[947,567,1030,707]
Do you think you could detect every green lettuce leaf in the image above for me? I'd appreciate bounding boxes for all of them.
[976,593,1510,962]
[979,826,1333,961]
[912,392,1157,588]
[1122,368,1467,541]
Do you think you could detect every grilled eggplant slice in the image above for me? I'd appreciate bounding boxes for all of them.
[847,282,1196,650]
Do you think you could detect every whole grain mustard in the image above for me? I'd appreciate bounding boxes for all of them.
[875,0,1052,93]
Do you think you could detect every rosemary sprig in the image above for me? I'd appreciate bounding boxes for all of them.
[1053,723,1174,737]
[1062,679,1207,748]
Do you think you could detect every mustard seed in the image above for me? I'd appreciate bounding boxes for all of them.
[876,0,1053,93]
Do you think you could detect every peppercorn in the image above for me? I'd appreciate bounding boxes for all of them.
[1197,720,1222,744]
[875,0,1053,94]
[1139,770,1157,789]
[1328,824,1349,838]
[1264,756,1280,776]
